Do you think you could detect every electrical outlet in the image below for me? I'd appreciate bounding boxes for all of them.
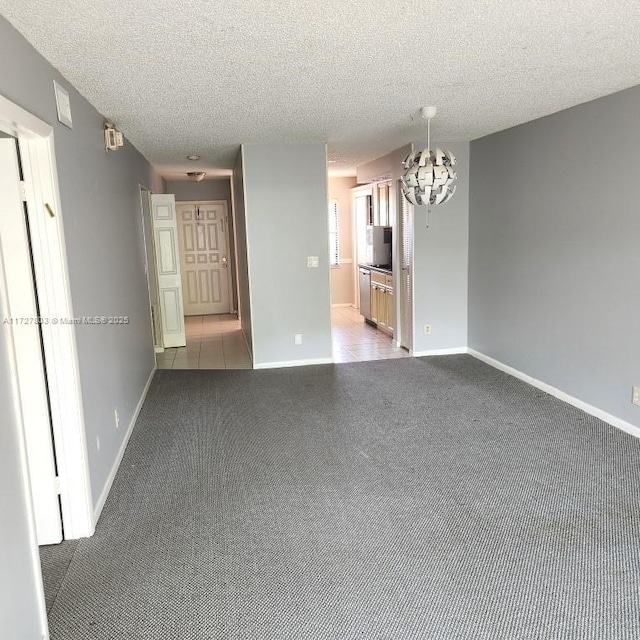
[307,256,319,268]
[294,333,303,345]
[424,324,432,335]
[633,387,640,407]
[96,436,101,451]
[115,408,120,429]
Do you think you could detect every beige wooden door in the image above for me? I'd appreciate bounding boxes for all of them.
[177,202,230,316]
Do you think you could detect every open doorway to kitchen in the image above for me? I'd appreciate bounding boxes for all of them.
[153,178,251,370]
[327,176,409,363]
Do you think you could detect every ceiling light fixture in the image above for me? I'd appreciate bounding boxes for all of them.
[186,154,200,161]
[187,171,206,182]
[401,106,456,211]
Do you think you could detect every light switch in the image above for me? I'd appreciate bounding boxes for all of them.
[307,256,319,268]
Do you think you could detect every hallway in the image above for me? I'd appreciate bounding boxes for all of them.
[156,314,252,370]
[331,306,409,363]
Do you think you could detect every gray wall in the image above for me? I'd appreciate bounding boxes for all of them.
[357,144,410,184]
[232,151,253,353]
[0,251,48,639]
[469,84,640,427]
[412,142,469,353]
[165,178,231,203]
[0,15,165,509]
[357,142,469,353]
[242,143,332,366]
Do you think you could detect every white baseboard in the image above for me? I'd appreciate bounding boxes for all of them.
[468,349,640,440]
[154,346,164,354]
[93,365,157,524]
[331,303,354,308]
[411,347,469,357]
[254,357,334,370]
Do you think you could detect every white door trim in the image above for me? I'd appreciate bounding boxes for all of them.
[0,92,94,539]
[174,199,234,315]
[0,243,50,638]
[229,177,242,318]
[0,139,62,544]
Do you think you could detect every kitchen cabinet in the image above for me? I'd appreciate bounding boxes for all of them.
[385,287,396,335]
[371,182,392,226]
[370,281,379,323]
[376,182,391,227]
[370,271,394,335]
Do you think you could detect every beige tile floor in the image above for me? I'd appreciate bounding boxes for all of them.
[331,306,410,363]
[156,314,252,370]
[157,308,407,369]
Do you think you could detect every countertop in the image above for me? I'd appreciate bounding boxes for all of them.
[359,264,392,275]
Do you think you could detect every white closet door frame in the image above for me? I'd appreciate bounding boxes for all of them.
[0,139,62,544]
[151,194,187,348]
[0,92,94,540]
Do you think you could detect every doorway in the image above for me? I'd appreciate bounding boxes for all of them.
[176,201,232,316]
[328,180,409,363]
[149,194,250,370]
[0,136,62,544]
[0,94,92,541]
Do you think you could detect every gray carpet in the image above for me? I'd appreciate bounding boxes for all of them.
[39,540,78,612]
[45,355,640,639]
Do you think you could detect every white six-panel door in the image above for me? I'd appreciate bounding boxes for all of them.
[176,202,230,316]
[0,138,62,544]
[151,194,187,348]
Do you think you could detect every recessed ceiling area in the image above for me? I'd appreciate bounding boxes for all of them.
[1,0,639,178]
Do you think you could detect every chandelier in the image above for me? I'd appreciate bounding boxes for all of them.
[401,106,456,207]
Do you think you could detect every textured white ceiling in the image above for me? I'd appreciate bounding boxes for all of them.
[2,1,640,178]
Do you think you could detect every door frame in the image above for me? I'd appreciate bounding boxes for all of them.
[175,199,234,316]
[350,184,374,310]
[0,93,94,539]
[138,185,164,352]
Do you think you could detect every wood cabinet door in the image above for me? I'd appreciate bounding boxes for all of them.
[370,283,378,322]
[378,288,388,330]
[378,183,390,227]
[386,288,395,334]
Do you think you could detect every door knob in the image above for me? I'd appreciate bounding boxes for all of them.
[222,256,228,268]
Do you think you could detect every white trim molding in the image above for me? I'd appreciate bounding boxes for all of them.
[468,349,640,440]
[0,93,94,539]
[254,357,334,370]
[331,303,353,308]
[411,347,468,357]
[93,366,157,524]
